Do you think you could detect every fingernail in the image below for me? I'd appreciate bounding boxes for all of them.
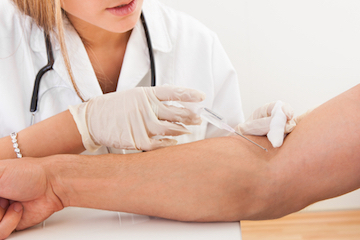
[0,198,7,209]
[13,203,23,213]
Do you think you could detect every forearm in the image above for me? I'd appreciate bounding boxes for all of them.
[0,110,84,160]
[46,85,360,222]
[47,136,277,222]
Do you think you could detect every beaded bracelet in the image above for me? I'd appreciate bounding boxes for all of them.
[10,132,22,158]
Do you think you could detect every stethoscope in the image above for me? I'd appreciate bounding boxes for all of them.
[30,12,156,119]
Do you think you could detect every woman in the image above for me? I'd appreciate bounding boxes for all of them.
[0,0,245,158]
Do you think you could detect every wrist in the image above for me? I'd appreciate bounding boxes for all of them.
[43,154,78,208]
[42,154,125,210]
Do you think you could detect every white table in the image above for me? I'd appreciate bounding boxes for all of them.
[9,208,242,240]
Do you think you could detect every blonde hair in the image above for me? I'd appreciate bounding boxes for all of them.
[12,0,84,101]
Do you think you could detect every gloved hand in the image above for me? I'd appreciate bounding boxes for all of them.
[69,85,205,152]
[235,101,311,148]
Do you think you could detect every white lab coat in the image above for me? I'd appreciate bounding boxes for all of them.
[0,0,245,154]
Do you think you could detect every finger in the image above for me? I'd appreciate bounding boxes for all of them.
[152,85,206,102]
[0,198,9,221]
[251,101,289,120]
[152,121,192,137]
[0,202,23,240]
[157,105,202,125]
[131,121,190,151]
[281,102,295,120]
[284,108,313,134]
[235,117,272,136]
[141,138,178,151]
[245,102,273,121]
[285,119,297,133]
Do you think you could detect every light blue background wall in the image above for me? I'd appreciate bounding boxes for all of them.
[160,0,360,212]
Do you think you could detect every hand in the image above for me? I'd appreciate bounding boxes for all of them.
[0,158,63,239]
[235,101,311,147]
[69,85,205,152]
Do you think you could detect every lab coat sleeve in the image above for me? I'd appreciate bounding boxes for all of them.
[205,34,245,139]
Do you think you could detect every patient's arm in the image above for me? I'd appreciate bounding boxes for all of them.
[49,135,276,222]
[0,135,276,234]
[52,84,360,221]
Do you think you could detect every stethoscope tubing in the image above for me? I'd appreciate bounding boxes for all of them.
[30,33,54,113]
[140,12,156,87]
[30,11,156,114]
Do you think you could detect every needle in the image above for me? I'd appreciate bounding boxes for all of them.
[180,103,268,152]
[203,107,268,152]
[233,131,268,152]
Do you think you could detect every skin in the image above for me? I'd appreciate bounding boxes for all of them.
[1,84,360,239]
[62,0,145,93]
[62,0,143,34]
[0,110,84,160]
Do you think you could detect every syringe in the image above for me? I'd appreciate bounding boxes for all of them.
[181,102,268,152]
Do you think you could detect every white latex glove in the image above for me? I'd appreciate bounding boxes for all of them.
[235,101,298,148]
[69,85,205,152]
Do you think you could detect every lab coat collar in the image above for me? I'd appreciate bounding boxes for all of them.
[141,0,172,53]
[116,21,150,91]
[116,0,174,91]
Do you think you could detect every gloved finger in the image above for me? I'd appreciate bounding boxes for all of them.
[151,85,206,102]
[285,119,297,133]
[157,105,202,125]
[247,102,273,120]
[149,121,192,137]
[267,101,294,120]
[248,101,294,121]
[267,101,287,148]
[281,102,295,120]
[285,107,316,134]
[141,138,178,151]
[235,117,272,136]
